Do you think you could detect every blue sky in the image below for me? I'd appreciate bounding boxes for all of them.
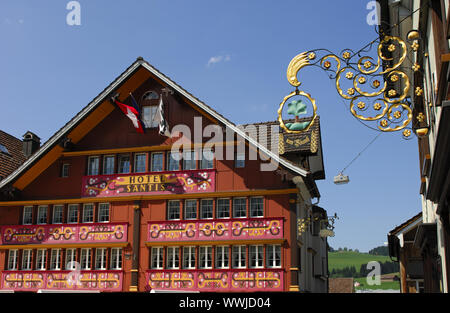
[0,0,421,252]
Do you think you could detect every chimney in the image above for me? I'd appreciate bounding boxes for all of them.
[22,131,41,158]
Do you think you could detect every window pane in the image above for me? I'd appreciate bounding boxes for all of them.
[50,249,61,270]
[37,206,48,224]
[266,245,281,268]
[184,200,197,219]
[151,247,163,269]
[110,248,122,270]
[67,205,78,223]
[103,156,115,175]
[118,155,130,174]
[167,247,180,269]
[8,250,18,270]
[167,152,180,171]
[98,203,110,222]
[235,152,245,168]
[87,156,100,175]
[142,106,159,128]
[134,154,147,173]
[36,249,47,270]
[183,151,196,170]
[23,206,33,225]
[249,245,263,268]
[151,153,163,172]
[216,199,230,219]
[233,198,247,218]
[215,246,229,269]
[232,246,246,268]
[183,246,196,269]
[52,205,64,224]
[200,150,214,169]
[22,250,32,270]
[61,164,70,177]
[82,204,94,223]
[250,197,264,217]
[167,201,180,220]
[80,249,91,270]
[200,199,213,219]
[199,246,212,269]
[95,248,107,270]
[65,249,77,270]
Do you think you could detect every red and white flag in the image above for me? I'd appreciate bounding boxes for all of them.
[113,98,145,134]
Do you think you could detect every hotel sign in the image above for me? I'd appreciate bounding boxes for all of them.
[81,169,215,198]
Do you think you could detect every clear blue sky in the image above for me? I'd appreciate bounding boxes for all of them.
[0,0,421,252]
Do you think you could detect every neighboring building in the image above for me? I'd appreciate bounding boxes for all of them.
[388,212,424,293]
[0,130,28,182]
[0,57,329,292]
[381,0,449,293]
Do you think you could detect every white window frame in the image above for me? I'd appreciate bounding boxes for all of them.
[233,198,247,218]
[36,249,47,270]
[182,150,196,170]
[37,205,48,225]
[65,248,77,270]
[215,246,229,269]
[87,156,100,176]
[266,245,281,268]
[98,203,110,223]
[184,199,197,220]
[118,154,131,174]
[110,248,122,270]
[200,199,214,219]
[134,153,147,173]
[198,246,212,269]
[103,155,115,175]
[82,203,94,223]
[232,245,247,269]
[22,206,33,225]
[249,245,264,269]
[52,205,64,224]
[151,152,164,172]
[61,163,70,178]
[151,247,164,270]
[167,200,180,220]
[7,249,18,270]
[67,204,79,224]
[80,248,92,270]
[21,249,32,270]
[249,197,264,218]
[167,151,180,171]
[95,248,107,270]
[166,247,180,269]
[50,249,61,270]
[142,105,159,128]
[182,246,196,269]
[200,149,214,169]
[235,152,245,168]
[216,198,230,219]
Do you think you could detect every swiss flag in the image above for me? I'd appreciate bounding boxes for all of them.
[113,97,145,134]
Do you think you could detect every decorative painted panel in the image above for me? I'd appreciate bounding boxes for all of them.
[148,218,283,242]
[0,223,127,245]
[81,169,215,198]
[1,270,122,292]
[146,269,284,292]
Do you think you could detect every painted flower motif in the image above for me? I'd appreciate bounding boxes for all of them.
[357,101,366,110]
[363,60,372,69]
[347,88,355,96]
[411,41,419,51]
[373,103,382,110]
[342,51,351,59]
[323,61,331,69]
[388,89,397,97]
[345,71,354,79]
[390,74,399,82]
[388,44,396,52]
[372,80,381,88]
[403,129,411,137]
[415,87,423,96]
[417,112,425,123]
[187,178,193,185]
[308,52,316,60]
[380,119,388,127]
[358,76,366,84]
[412,63,421,71]
[393,111,402,119]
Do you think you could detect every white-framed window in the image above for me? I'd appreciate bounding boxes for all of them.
[52,205,64,224]
[118,154,131,174]
[167,200,180,220]
[98,203,110,223]
[103,155,115,175]
[21,249,32,270]
[151,247,164,269]
[182,246,196,269]
[167,152,180,171]
[249,197,264,218]
[235,152,245,168]
[184,199,197,220]
[95,248,107,270]
[215,246,229,269]
[249,245,264,268]
[233,198,247,218]
[151,152,164,172]
[142,105,159,128]
[198,246,212,269]
[87,156,100,176]
[200,199,213,219]
[166,247,180,269]
[37,206,48,224]
[200,149,214,169]
[50,249,61,270]
[67,204,79,224]
[232,245,246,269]
[80,248,91,270]
[36,249,47,270]
[7,250,18,270]
[134,153,147,173]
[216,199,230,219]
[266,245,281,268]
[82,203,94,223]
[110,248,122,270]
[22,206,33,225]
[61,163,70,178]
[65,248,77,270]
[182,150,196,170]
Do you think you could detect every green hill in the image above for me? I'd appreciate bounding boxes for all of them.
[328,251,392,272]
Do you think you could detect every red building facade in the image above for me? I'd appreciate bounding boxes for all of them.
[0,58,323,292]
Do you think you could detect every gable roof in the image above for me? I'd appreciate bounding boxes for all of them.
[0,57,310,191]
[0,130,27,181]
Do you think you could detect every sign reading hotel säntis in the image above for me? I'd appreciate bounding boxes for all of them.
[81,169,215,198]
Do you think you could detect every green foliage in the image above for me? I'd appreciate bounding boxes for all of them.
[368,245,389,256]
